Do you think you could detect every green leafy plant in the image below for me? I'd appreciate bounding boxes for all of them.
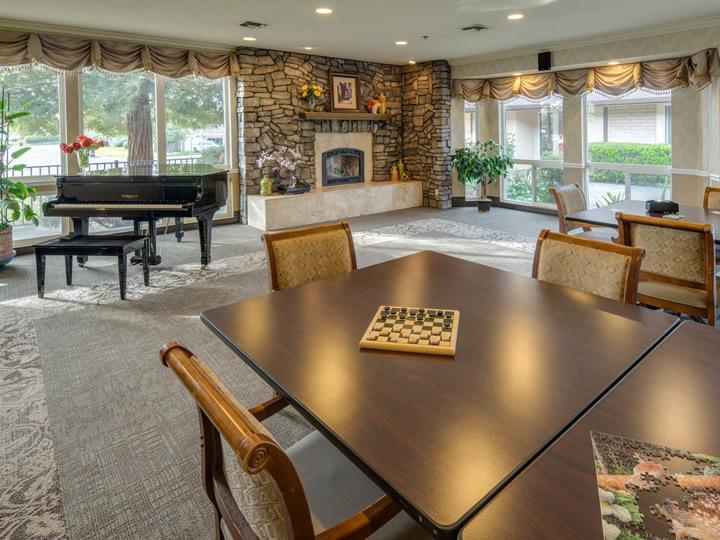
[596,190,626,208]
[1,86,38,232]
[451,140,514,200]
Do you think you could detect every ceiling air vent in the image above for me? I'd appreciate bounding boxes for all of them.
[460,24,490,32]
[239,20,269,29]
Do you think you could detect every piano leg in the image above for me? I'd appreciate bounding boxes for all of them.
[71,218,89,267]
[174,218,184,242]
[132,219,162,266]
[197,213,214,269]
[133,220,143,259]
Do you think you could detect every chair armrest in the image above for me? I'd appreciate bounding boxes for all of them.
[315,495,401,540]
[248,393,289,421]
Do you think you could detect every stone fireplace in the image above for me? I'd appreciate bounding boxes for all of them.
[321,148,364,186]
[314,132,373,188]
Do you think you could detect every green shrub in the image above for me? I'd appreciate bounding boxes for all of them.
[24,135,60,144]
[200,145,225,165]
[588,142,670,166]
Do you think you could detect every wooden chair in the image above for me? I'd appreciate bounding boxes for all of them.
[616,213,717,326]
[160,342,429,540]
[532,229,644,304]
[550,184,617,242]
[703,186,720,264]
[262,222,357,291]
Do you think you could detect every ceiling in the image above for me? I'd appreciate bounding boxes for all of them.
[3,0,720,65]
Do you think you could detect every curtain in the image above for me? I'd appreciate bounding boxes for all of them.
[453,48,720,102]
[0,30,240,79]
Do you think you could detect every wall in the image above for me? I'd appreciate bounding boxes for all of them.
[236,48,403,220]
[401,60,452,208]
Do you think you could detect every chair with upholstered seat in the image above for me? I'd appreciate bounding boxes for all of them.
[703,186,720,265]
[262,221,357,291]
[550,184,617,242]
[616,213,717,326]
[160,342,429,540]
[532,229,644,304]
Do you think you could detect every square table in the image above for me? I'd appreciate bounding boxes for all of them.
[566,200,720,243]
[201,250,678,538]
[460,321,720,539]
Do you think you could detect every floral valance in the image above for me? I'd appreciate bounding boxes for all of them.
[0,30,240,79]
[453,48,720,102]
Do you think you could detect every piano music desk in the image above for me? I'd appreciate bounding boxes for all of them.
[33,235,150,300]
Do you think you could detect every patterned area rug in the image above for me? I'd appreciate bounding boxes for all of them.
[0,219,535,539]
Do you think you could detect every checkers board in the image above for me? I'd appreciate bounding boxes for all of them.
[359,305,460,356]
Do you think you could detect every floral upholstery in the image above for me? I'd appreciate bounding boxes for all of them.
[270,228,354,290]
[536,237,632,301]
[706,189,720,209]
[554,185,587,215]
[629,223,706,283]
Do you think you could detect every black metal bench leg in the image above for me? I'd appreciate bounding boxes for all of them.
[35,252,46,298]
[64,255,73,285]
[118,254,127,300]
[142,239,150,286]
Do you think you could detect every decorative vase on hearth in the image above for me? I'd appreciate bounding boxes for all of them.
[260,174,273,196]
[0,225,15,268]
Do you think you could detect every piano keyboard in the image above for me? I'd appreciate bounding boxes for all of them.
[51,203,185,210]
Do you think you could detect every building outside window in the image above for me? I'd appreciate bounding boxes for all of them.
[585,90,672,207]
[0,67,63,241]
[501,95,564,206]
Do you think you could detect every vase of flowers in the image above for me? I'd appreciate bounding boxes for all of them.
[60,135,104,174]
[256,147,309,194]
[299,81,323,112]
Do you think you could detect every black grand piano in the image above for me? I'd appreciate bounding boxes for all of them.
[43,168,228,268]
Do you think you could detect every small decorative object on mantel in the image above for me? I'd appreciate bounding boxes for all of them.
[299,81,324,112]
[60,134,104,174]
[451,140,514,212]
[330,73,360,112]
[366,93,387,115]
[256,147,311,195]
[390,165,399,183]
[0,86,38,268]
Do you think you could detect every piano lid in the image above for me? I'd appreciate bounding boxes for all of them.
[57,161,227,180]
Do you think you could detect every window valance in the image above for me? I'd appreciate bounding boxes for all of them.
[453,48,720,102]
[0,30,240,79]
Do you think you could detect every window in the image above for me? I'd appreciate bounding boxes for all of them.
[0,67,63,241]
[463,102,479,200]
[502,96,564,205]
[585,90,672,207]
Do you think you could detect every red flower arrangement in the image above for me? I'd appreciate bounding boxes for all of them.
[60,135,104,171]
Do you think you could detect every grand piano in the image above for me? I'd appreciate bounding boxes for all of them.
[43,167,228,268]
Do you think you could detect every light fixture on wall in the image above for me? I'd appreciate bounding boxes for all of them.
[395,41,408,46]
[507,13,524,20]
[242,37,257,42]
[315,7,333,14]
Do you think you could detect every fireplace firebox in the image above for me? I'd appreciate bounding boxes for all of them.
[321,148,364,186]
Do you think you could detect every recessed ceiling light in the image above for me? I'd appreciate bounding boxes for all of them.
[507,13,524,20]
[513,72,522,76]
[242,36,257,42]
[315,7,333,14]
[395,41,408,46]
[304,46,314,50]
[408,60,416,64]
[608,61,619,65]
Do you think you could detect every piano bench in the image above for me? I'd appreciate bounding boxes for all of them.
[33,235,150,300]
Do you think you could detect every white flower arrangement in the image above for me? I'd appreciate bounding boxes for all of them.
[256,147,303,179]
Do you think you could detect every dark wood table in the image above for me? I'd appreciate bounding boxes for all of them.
[460,321,720,539]
[566,200,720,243]
[201,251,678,538]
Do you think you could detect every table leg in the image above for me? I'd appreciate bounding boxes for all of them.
[174,217,184,242]
[64,255,73,285]
[142,239,150,286]
[35,252,46,298]
[118,254,127,300]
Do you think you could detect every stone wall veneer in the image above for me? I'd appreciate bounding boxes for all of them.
[402,60,452,209]
[237,48,451,220]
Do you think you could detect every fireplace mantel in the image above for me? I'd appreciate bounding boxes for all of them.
[298,111,391,121]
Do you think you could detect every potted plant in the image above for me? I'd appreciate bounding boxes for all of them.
[0,87,38,268]
[451,140,514,212]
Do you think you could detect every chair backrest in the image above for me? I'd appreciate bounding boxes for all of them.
[615,212,715,290]
[262,221,358,291]
[532,229,644,303]
[704,186,720,210]
[549,184,587,234]
[160,342,314,540]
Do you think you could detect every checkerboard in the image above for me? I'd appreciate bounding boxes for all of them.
[359,305,460,356]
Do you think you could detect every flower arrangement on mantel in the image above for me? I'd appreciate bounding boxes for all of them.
[60,135,104,172]
[256,147,309,195]
[299,81,324,112]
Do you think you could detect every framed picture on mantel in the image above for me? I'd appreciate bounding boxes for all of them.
[330,73,360,112]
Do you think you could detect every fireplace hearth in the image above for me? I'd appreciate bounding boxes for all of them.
[321,148,364,186]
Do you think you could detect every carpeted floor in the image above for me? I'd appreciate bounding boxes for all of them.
[0,207,554,539]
